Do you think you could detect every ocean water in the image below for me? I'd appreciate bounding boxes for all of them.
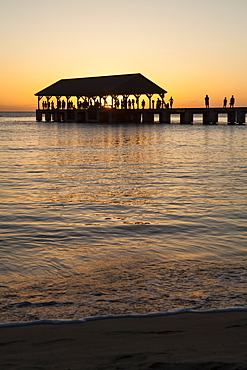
[0,112,246,323]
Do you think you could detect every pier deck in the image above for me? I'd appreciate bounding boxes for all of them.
[36,107,247,125]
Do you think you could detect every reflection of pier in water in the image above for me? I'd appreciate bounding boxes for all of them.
[36,107,247,125]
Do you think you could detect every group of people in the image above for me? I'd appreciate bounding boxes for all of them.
[205,95,235,108]
[42,95,238,111]
[42,100,66,110]
[223,95,235,108]
[41,97,175,110]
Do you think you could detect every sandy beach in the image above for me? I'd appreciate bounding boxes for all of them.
[0,310,247,369]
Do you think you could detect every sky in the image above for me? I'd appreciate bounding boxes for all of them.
[1,0,247,110]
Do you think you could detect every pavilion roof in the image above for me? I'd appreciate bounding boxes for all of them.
[35,73,167,97]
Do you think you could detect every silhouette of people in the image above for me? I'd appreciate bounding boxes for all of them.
[223,97,227,108]
[156,98,161,109]
[152,100,155,109]
[205,95,209,108]
[83,100,88,109]
[169,97,174,109]
[132,99,135,109]
[128,100,131,109]
[230,95,235,108]
[51,101,54,110]
[141,99,145,109]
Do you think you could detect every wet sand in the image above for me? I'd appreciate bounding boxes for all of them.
[1,311,247,369]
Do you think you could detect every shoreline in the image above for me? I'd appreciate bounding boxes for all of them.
[1,310,247,369]
[1,307,247,328]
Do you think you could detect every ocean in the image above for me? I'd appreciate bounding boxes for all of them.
[0,112,246,324]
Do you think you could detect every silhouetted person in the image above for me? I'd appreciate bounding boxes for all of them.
[128,100,131,109]
[230,95,235,108]
[51,101,54,110]
[156,98,161,109]
[223,97,227,108]
[123,97,128,109]
[205,95,209,108]
[132,99,135,109]
[142,99,145,109]
[169,97,174,109]
[152,100,155,109]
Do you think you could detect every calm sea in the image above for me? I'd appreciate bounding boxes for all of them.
[0,112,246,323]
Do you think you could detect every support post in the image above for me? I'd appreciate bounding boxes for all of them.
[209,111,218,124]
[159,93,165,109]
[146,94,153,109]
[203,111,210,125]
[184,111,193,124]
[142,112,154,123]
[134,94,141,110]
[228,110,236,125]
[237,110,245,125]
[36,110,42,121]
[160,110,170,123]
[66,96,71,110]
[46,96,52,110]
[38,96,42,110]
[56,96,61,110]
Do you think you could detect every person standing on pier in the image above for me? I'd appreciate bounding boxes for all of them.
[205,95,209,108]
[223,97,227,108]
[169,97,174,109]
[230,95,235,108]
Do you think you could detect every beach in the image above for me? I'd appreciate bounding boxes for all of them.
[1,310,247,369]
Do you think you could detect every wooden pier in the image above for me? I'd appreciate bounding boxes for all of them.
[36,107,247,125]
[35,74,246,125]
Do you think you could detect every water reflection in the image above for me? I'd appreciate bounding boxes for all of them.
[0,121,247,279]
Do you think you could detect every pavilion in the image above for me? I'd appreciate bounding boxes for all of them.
[35,73,168,123]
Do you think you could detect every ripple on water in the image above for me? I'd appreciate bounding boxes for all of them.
[0,258,246,323]
[0,117,246,322]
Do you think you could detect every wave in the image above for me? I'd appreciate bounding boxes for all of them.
[1,307,247,328]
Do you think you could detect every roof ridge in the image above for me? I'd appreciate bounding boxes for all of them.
[60,73,141,82]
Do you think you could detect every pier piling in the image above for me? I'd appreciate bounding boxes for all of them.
[36,107,247,125]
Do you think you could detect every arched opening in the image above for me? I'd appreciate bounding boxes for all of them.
[154,113,159,123]
[193,114,203,124]
[218,113,228,124]
[170,114,180,123]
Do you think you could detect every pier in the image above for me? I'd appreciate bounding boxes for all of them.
[36,107,247,125]
[35,74,247,124]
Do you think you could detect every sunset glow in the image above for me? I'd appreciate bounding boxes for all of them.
[1,0,247,111]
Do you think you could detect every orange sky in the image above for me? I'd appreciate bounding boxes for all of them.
[1,0,247,111]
